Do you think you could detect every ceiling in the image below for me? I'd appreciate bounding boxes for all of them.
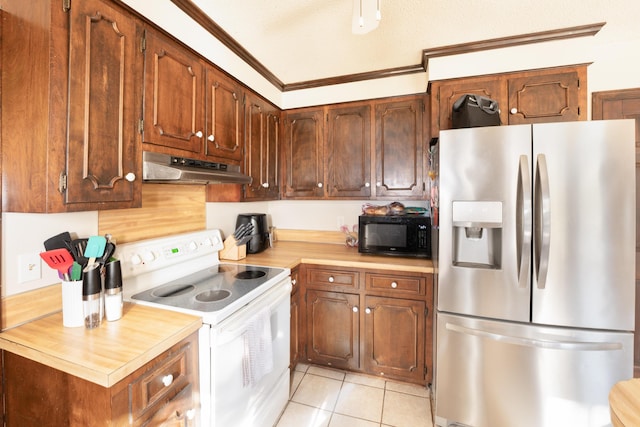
[185,0,638,88]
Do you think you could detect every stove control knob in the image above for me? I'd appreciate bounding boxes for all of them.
[188,241,198,252]
[203,237,213,246]
[130,254,143,265]
[143,251,156,262]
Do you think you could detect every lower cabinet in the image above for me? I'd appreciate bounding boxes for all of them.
[298,264,433,385]
[2,332,199,426]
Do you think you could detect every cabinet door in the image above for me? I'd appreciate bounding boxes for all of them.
[374,97,426,198]
[143,30,203,153]
[290,268,301,368]
[245,93,280,200]
[306,289,359,370]
[326,105,372,198]
[66,0,142,206]
[205,68,243,162]
[430,77,507,137]
[283,109,325,198]
[363,295,426,383]
[508,70,584,124]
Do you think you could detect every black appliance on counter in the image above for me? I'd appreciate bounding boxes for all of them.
[358,214,431,258]
[236,213,269,254]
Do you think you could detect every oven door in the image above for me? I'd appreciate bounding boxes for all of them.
[208,279,291,427]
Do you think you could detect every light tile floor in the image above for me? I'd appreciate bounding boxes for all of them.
[275,363,434,427]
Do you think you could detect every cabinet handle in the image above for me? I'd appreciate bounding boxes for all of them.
[328,276,334,283]
[510,108,518,114]
[317,182,323,188]
[262,182,269,188]
[390,281,398,288]
[125,172,136,182]
[162,374,174,387]
[208,134,215,142]
[352,306,359,313]
[195,130,203,138]
[365,307,371,314]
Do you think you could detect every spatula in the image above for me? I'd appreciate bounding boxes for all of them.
[43,231,72,252]
[84,235,107,266]
[40,248,74,281]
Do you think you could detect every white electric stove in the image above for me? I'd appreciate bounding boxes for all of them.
[115,229,291,427]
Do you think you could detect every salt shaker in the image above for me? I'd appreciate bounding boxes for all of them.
[104,259,123,321]
[82,263,103,329]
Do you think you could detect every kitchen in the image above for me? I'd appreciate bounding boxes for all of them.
[1,0,640,426]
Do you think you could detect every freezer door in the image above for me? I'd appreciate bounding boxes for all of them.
[438,125,532,322]
[532,120,636,331]
[435,312,633,427]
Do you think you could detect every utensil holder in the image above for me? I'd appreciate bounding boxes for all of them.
[61,280,84,327]
[219,236,246,261]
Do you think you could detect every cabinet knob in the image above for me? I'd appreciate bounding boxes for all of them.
[125,172,136,182]
[510,108,518,115]
[291,279,297,286]
[186,409,195,420]
[195,130,203,138]
[365,182,370,188]
[262,182,269,188]
[376,182,381,187]
[162,374,174,387]
[317,182,323,188]
[391,281,398,288]
[328,276,334,283]
[352,306,359,313]
[365,307,371,314]
[208,134,215,142]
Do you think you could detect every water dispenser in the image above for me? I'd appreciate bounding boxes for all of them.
[452,201,502,269]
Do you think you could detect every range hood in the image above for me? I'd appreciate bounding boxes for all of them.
[143,151,252,184]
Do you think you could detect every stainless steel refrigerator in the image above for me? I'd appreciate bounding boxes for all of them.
[435,120,636,427]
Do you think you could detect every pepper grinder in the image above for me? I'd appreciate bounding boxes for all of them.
[82,263,103,329]
[104,259,123,321]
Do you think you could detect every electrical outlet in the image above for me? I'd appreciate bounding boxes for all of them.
[19,253,42,283]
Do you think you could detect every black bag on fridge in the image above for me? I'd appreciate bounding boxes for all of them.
[452,94,501,128]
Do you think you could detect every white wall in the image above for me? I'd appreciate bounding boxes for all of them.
[4,2,640,297]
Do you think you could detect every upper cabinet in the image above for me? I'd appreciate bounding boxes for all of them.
[142,29,244,164]
[244,91,280,200]
[429,64,588,138]
[2,0,143,212]
[282,95,427,200]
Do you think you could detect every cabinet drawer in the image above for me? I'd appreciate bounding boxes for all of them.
[306,267,359,290]
[366,272,425,296]
[130,343,192,420]
[138,383,195,427]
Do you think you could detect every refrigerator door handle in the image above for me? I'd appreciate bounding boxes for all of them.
[534,154,551,289]
[517,155,532,288]
[445,322,623,351]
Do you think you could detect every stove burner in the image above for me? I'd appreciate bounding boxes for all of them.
[151,284,196,298]
[235,270,266,280]
[196,289,231,302]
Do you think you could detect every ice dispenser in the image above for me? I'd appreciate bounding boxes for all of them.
[452,201,502,269]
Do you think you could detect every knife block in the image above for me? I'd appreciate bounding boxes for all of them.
[219,236,246,261]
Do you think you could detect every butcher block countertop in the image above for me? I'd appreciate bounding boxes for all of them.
[238,241,435,273]
[0,303,201,387]
[0,239,432,389]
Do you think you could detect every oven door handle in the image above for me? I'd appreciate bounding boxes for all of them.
[215,279,292,345]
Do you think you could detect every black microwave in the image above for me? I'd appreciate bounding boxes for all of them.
[358,214,431,258]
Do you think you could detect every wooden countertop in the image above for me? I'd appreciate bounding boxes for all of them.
[0,303,201,387]
[0,240,432,389]
[234,241,435,273]
[610,378,640,426]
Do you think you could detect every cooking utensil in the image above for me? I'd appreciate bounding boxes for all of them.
[233,223,248,239]
[235,234,253,246]
[44,231,72,252]
[40,248,74,281]
[70,261,82,281]
[84,235,107,266]
[98,242,116,265]
[70,238,89,266]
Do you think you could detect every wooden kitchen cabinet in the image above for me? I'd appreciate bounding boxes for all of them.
[142,29,244,164]
[245,91,281,200]
[374,96,428,199]
[1,0,143,212]
[290,267,301,368]
[305,288,360,371]
[429,64,588,138]
[2,332,199,426]
[282,96,427,200]
[300,264,433,385]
